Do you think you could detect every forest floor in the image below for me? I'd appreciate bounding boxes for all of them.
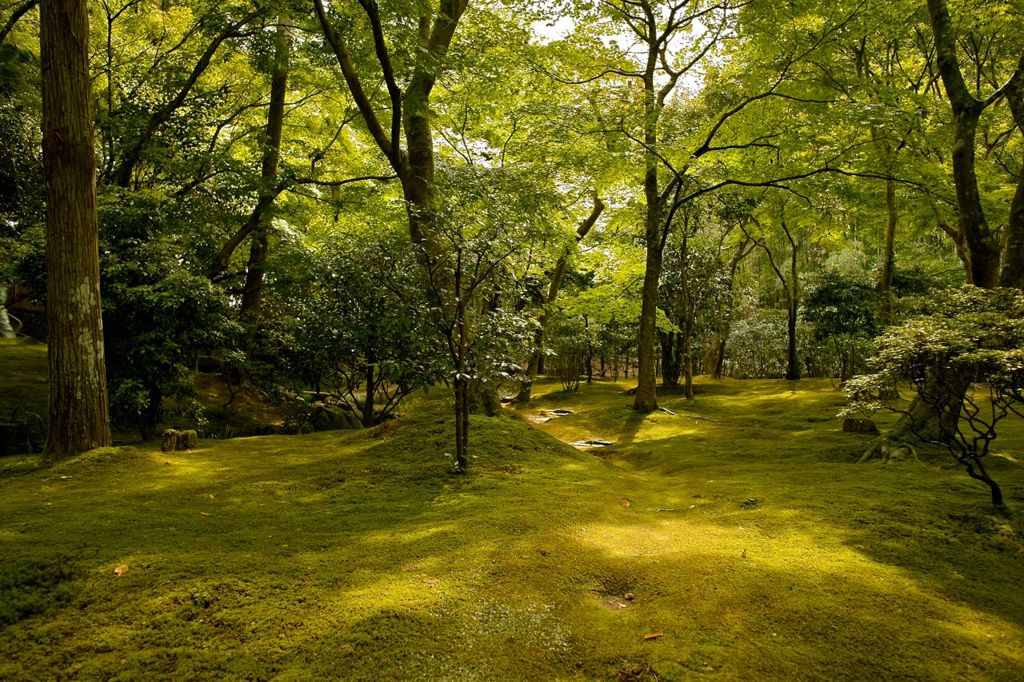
[1,372,1023,680]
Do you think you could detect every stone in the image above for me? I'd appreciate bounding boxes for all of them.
[843,417,879,434]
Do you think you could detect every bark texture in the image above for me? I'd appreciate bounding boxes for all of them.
[240,23,289,317]
[40,0,112,461]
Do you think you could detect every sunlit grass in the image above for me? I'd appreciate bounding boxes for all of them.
[1,374,1023,679]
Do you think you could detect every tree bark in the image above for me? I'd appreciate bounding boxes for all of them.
[879,177,897,324]
[633,65,663,412]
[39,0,112,461]
[659,330,680,388]
[362,364,375,428]
[240,23,289,317]
[926,0,1006,288]
[999,76,1024,288]
[785,235,800,381]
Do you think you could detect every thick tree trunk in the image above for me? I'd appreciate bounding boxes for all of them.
[39,0,112,461]
[240,23,289,317]
[1001,151,1024,288]
[1000,82,1024,288]
[927,0,1001,288]
[659,331,680,388]
[634,240,662,411]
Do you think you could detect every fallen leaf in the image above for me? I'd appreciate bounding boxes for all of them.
[619,498,631,507]
[643,632,664,641]
[199,512,212,517]
[114,564,129,576]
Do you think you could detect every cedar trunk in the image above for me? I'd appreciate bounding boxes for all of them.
[40,0,112,461]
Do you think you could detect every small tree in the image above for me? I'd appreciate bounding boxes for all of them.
[803,272,878,382]
[845,287,1024,508]
[288,235,445,427]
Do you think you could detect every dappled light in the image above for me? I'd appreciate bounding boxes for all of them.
[4,0,1024,677]
[4,379,1024,678]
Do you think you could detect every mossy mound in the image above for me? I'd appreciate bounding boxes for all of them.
[1,380,1023,679]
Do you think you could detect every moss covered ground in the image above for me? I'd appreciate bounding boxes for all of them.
[1,373,1023,680]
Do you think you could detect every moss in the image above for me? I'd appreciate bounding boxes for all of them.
[1,378,1023,679]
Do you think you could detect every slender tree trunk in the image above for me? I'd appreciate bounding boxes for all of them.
[633,45,664,413]
[784,222,800,381]
[241,23,289,317]
[451,248,469,472]
[682,309,695,399]
[39,0,112,461]
[362,364,375,427]
[519,196,603,402]
[879,177,897,324]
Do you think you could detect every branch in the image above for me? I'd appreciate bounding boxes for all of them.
[313,0,397,165]
[0,0,35,44]
[112,10,261,186]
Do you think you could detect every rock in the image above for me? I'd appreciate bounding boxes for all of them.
[311,405,361,431]
[843,417,879,434]
[570,439,615,448]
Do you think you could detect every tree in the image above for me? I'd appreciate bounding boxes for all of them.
[39,0,112,460]
[288,233,445,427]
[803,271,878,382]
[846,286,1024,508]
[925,0,1023,288]
[742,203,805,381]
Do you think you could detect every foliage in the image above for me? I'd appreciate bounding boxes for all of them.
[724,309,792,379]
[287,232,446,425]
[846,286,1024,506]
[546,313,594,392]
[803,271,879,380]
[99,190,239,437]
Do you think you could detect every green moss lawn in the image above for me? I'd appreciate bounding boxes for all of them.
[2,374,1024,680]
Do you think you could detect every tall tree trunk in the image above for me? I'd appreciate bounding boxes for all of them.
[241,22,289,317]
[659,331,680,388]
[785,295,800,380]
[360,364,375,427]
[633,29,666,414]
[39,0,112,461]
[927,0,1004,287]
[785,242,800,381]
[682,316,694,399]
[879,177,897,325]
[1000,78,1024,288]
[315,0,470,465]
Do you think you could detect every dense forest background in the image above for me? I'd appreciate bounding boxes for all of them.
[1,0,1022,477]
